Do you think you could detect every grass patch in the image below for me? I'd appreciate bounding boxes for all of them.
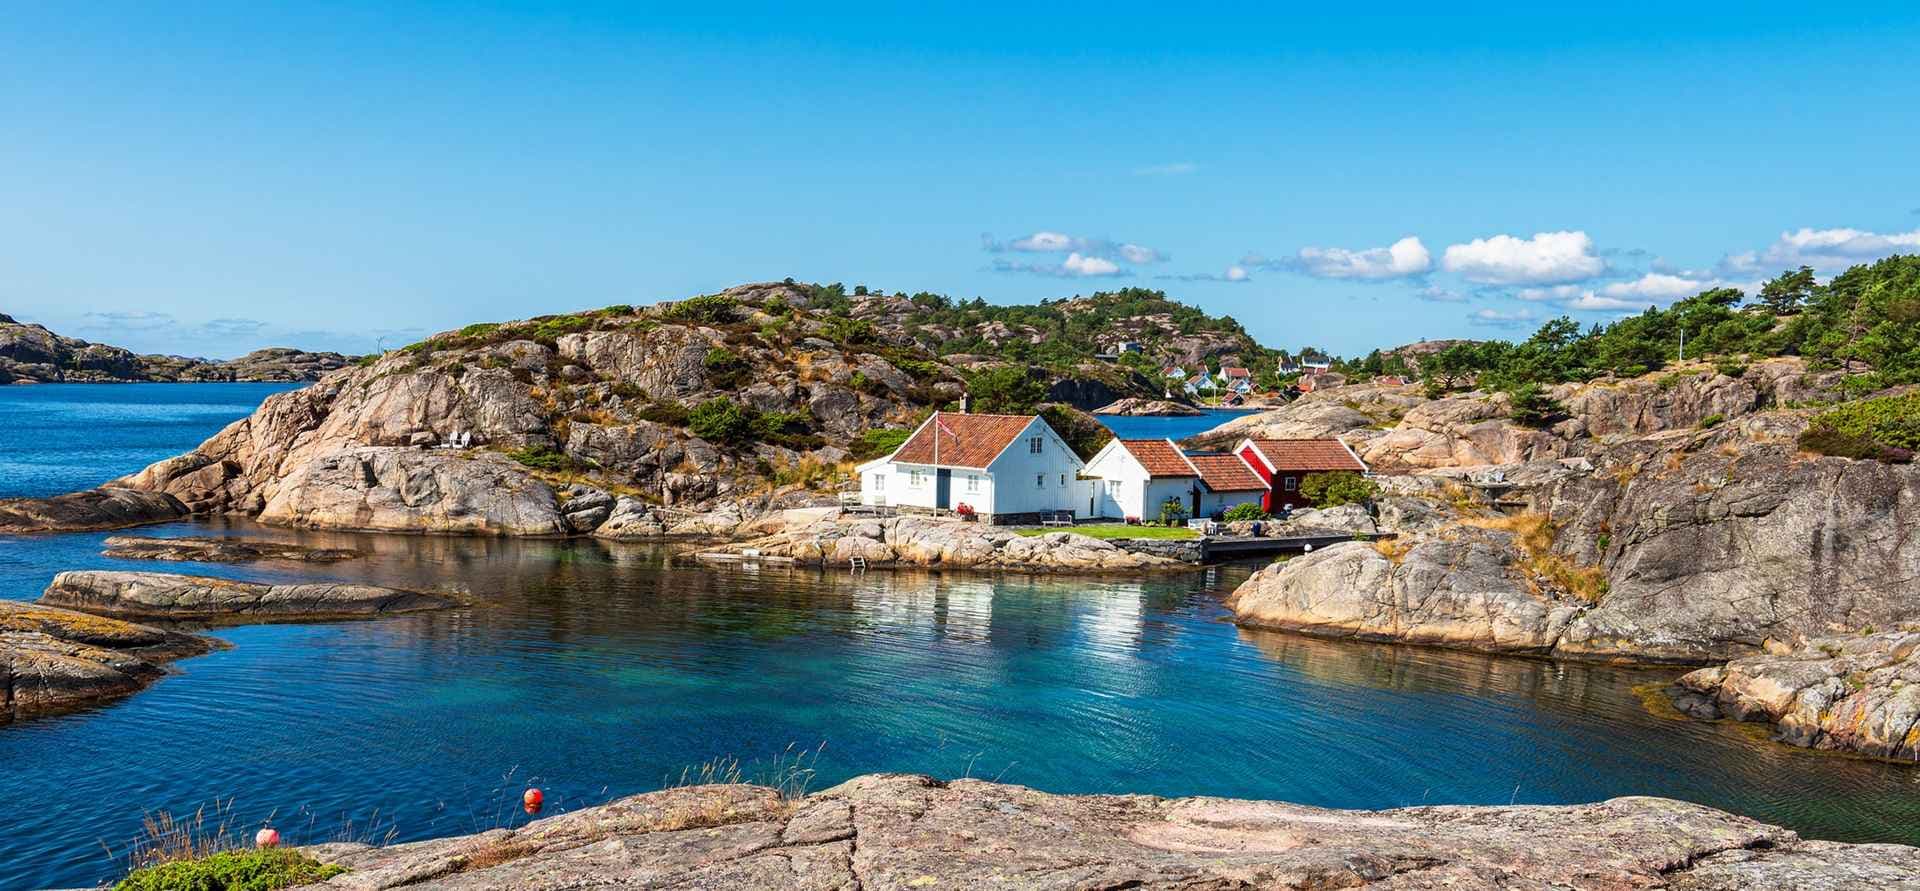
[1461,511,1609,603]
[114,849,344,891]
[1015,523,1196,540]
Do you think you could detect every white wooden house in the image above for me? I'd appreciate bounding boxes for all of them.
[854,412,1089,524]
[1082,438,1267,521]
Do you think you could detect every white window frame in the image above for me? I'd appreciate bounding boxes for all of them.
[1106,480,1120,492]
[1035,473,1045,488]
[966,474,981,493]
[910,470,926,489]
[1028,436,1043,454]
[1284,477,1298,491]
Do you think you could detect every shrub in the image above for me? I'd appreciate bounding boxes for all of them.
[1222,503,1268,522]
[1799,393,1920,461]
[1299,472,1378,508]
[688,397,756,446]
[1506,382,1562,429]
[663,295,739,324]
[1037,404,1112,461]
[1157,496,1189,526]
[115,849,345,891]
[506,444,572,472]
[1697,413,1724,429]
[702,347,751,387]
[966,366,1047,414]
[852,427,912,460]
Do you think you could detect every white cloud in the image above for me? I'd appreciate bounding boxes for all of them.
[1513,271,1752,314]
[1415,285,1468,303]
[80,310,176,331]
[1253,235,1432,280]
[1132,162,1197,176]
[1597,272,1716,303]
[1061,252,1121,277]
[1513,284,1586,303]
[1466,307,1539,328]
[1442,231,1606,285]
[983,231,1166,266]
[1720,227,1920,275]
[1155,265,1251,283]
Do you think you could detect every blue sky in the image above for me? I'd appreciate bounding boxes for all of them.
[4,2,1919,358]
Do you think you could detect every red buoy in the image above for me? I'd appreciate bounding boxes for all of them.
[523,787,544,812]
[255,828,281,848]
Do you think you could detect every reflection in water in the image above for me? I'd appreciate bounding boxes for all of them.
[0,522,1915,889]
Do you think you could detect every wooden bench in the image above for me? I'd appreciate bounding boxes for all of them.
[1040,511,1075,528]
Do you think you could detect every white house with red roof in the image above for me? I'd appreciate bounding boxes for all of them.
[1234,437,1369,512]
[1082,438,1267,521]
[853,412,1088,523]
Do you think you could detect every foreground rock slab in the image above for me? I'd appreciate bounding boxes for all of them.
[0,487,187,533]
[0,601,209,720]
[1674,629,1920,763]
[41,571,455,621]
[102,535,362,563]
[302,773,1920,890]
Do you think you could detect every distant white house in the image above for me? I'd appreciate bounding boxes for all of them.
[1082,438,1267,521]
[854,412,1089,523]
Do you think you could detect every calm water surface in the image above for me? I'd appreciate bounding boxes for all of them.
[1096,407,1255,441]
[2,385,1916,890]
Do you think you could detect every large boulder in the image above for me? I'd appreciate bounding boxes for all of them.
[704,516,1180,571]
[300,773,1918,889]
[1226,530,1586,655]
[256,447,568,536]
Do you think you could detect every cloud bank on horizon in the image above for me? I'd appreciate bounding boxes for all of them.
[990,223,1920,332]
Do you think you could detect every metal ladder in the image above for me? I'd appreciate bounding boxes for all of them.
[848,555,867,572]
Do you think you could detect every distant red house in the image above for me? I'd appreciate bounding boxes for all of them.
[1234,437,1369,512]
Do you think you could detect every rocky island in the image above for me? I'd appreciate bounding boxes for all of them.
[101,535,362,563]
[296,773,1916,889]
[0,312,355,383]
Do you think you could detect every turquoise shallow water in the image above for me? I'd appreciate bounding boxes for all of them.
[1,384,1917,890]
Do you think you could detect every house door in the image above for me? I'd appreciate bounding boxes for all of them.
[935,469,952,510]
[1190,489,1201,518]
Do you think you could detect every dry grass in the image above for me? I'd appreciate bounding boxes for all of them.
[1462,512,1610,603]
[1371,537,1414,563]
[459,837,539,873]
[115,803,243,870]
[1438,481,1485,517]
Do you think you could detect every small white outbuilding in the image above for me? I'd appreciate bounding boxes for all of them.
[853,412,1089,524]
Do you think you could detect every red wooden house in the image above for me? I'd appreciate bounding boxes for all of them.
[1234,437,1369,512]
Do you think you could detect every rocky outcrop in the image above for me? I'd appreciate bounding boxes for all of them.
[0,487,187,533]
[1673,630,1920,762]
[40,570,455,621]
[256,447,571,536]
[0,600,209,720]
[300,773,1919,889]
[1227,529,1586,655]
[101,535,361,563]
[704,516,1182,572]
[0,314,353,383]
[1092,397,1202,416]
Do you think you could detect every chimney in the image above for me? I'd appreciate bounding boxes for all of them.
[959,393,969,414]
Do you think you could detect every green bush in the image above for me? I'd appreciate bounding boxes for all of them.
[1222,502,1268,522]
[688,397,756,446]
[852,427,912,460]
[966,366,1048,414]
[1299,472,1378,508]
[663,294,740,324]
[1697,413,1725,429]
[1799,393,1920,461]
[506,444,572,471]
[115,849,345,891]
[1506,382,1562,429]
[702,347,751,387]
[1157,496,1190,526]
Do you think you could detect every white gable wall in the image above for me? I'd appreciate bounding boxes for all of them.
[982,416,1088,517]
[1081,439,1197,521]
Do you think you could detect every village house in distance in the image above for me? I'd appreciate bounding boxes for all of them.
[856,410,1366,524]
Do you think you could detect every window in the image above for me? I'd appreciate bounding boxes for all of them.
[1284,476,1298,491]
[1106,480,1120,492]
[966,474,980,493]
[909,470,926,489]
[1035,473,1045,488]
[1059,473,1067,486]
[1028,436,1043,453]
[871,473,884,491]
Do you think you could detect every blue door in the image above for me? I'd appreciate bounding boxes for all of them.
[935,469,952,509]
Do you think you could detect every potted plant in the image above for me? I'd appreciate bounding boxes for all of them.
[954,502,977,521]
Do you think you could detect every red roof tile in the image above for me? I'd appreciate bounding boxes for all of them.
[1186,453,1267,491]
[889,413,1036,469]
[1245,438,1367,473]
[1117,439,1197,477]
[1222,366,1251,378]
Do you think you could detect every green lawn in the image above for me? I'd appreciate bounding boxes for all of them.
[1014,523,1196,540]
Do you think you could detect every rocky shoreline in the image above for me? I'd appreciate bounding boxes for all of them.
[2,569,455,722]
[291,773,1919,889]
[1,313,354,384]
[101,535,362,563]
[1673,629,1920,762]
